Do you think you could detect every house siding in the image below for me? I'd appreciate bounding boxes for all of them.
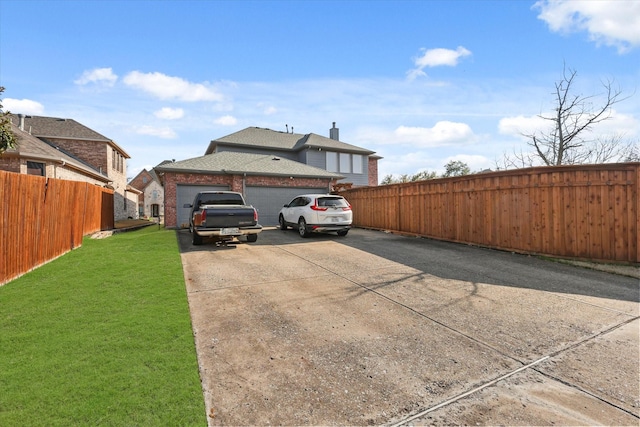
[216,145,296,160]
[305,149,325,169]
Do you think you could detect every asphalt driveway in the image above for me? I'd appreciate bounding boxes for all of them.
[177,227,639,426]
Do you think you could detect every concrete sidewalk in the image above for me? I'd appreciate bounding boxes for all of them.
[178,227,639,426]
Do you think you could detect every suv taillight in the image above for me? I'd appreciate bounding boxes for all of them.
[310,199,328,211]
[342,202,352,211]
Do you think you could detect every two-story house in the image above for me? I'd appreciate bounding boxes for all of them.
[4,114,137,221]
[155,123,380,227]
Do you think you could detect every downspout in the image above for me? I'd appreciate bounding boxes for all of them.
[243,173,246,197]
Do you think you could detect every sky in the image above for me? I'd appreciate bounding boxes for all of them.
[1,0,639,181]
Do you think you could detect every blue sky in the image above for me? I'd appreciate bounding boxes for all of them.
[1,0,639,180]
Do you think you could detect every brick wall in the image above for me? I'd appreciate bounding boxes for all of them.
[163,173,236,228]
[0,156,20,172]
[368,157,378,186]
[129,169,153,191]
[46,137,108,173]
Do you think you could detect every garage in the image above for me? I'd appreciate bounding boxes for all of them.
[245,185,329,226]
[176,184,229,228]
[156,152,344,229]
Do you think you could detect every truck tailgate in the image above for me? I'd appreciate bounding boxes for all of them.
[203,206,256,228]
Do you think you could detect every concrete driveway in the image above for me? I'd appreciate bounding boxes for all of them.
[177,227,639,426]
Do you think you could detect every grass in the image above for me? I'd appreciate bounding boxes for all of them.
[0,227,206,426]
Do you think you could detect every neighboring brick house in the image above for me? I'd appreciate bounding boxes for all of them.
[1,122,112,187]
[155,123,380,228]
[6,114,137,221]
[129,168,165,222]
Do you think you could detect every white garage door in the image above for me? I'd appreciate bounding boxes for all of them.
[245,186,329,226]
[176,184,229,228]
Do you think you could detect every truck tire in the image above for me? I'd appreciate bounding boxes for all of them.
[192,232,203,245]
[298,218,310,238]
[246,234,258,242]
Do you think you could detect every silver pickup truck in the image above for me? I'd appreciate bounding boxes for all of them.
[183,191,262,245]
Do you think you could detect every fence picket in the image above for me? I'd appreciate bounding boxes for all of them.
[341,163,639,263]
[1,171,114,285]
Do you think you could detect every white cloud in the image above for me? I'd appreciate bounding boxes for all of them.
[394,121,477,147]
[3,98,44,115]
[534,0,640,53]
[596,110,639,137]
[408,46,472,80]
[214,115,237,126]
[154,107,184,120]
[123,71,223,102]
[499,109,639,140]
[134,125,177,139]
[74,67,118,86]
[498,114,549,138]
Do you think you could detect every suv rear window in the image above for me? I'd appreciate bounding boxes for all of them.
[317,197,348,208]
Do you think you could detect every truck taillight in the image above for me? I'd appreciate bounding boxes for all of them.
[254,208,258,222]
[200,209,206,226]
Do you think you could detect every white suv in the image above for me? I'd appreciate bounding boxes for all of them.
[279,194,352,237]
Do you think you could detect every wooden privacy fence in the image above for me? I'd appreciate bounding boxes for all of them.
[0,170,114,285]
[341,163,639,263]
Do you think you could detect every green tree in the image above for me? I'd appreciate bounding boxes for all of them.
[0,87,17,154]
[442,160,471,177]
[380,169,439,185]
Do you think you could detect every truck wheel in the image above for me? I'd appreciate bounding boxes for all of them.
[279,215,288,230]
[192,232,203,245]
[246,234,258,242]
[298,218,309,238]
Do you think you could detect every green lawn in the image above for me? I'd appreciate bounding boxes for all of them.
[0,227,206,426]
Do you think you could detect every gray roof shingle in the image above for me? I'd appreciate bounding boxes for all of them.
[9,114,130,157]
[155,151,344,179]
[205,127,374,155]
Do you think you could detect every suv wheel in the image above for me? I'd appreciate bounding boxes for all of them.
[279,214,288,230]
[298,217,309,238]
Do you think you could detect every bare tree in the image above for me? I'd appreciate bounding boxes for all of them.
[506,67,630,167]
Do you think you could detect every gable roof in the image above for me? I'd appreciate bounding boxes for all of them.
[129,168,162,191]
[205,127,375,155]
[10,114,130,158]
[155,151,344,179]
[4,123,111,182]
